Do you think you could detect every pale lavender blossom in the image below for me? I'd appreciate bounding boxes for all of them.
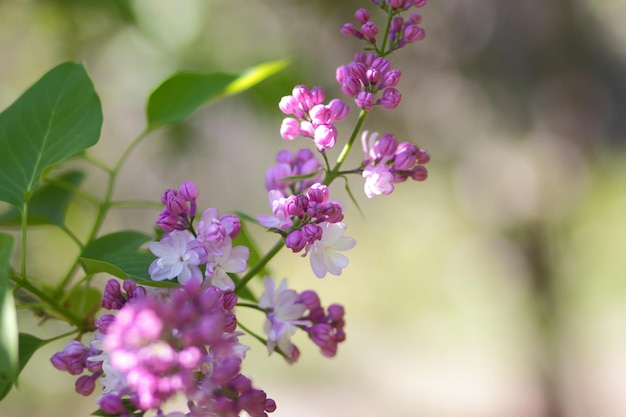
[206,236,250,291]
[259,276,310,362]
[363,164,395,198]
[148,230,206,285]
[305,222,356,278]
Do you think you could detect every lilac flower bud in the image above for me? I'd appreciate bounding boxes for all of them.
[371,57,391,74]
[394,143,419,170]
[295,148,314,163]
[280,117,300,140]
[179,181,198,201]
[285,194,308,217]
[286,230,307,253]
[390,15,404,33]
[363,164,395,198]
[340,22,357,37]
[299,120,315,137]
[328,99,349,122]
[95,314,116,334]
[328,304,345,321]
[160,188,177,205]
[373,133,398,159]
[265,398,278,413]
[101,279,125,310]
[366,67,381,85]
[336,65,349,83]
[404,24,425,43]
[156,210,179,233]
[276,149,293,163]
[314,124,337,150]
[220,214,241,238]
[279,95,298,115]
[410,12,423,24]
[349,61,368,78]
[309,104,331,125]
[310,87,325,106]
[341,77,361,97]
[389,0,404,9]
[222,291,238,311]
[298,290,321,310]
[99,394,125,414]
[302,223,323,243]
[382,69,402,88]
[361,21,379,43]
[75,374,97,396]
[414,0,427,8]
[378,88,402,109]
[306,183,328,204]
[355,91,375,110]
[417,148,430,164]
[410,165,428,181]
[50,352,69,371]
[354,8,370,24]
[292,85,311,111]
[319,202,344,223]
[166,194,188,216]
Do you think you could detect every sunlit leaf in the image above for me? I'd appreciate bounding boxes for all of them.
[0,170,85,227]
[146,59,288,128]
[0,233,17,400]
[0,62,102,209]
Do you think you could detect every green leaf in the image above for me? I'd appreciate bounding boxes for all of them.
[79,231,176,287]
[0,333,45,401]
[0,62,103,209]
[146,58,288,128]
[65,286,102,321]
[0,170,85,227]
[0,233,17,399]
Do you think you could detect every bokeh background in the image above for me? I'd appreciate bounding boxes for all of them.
[1,0,626,416]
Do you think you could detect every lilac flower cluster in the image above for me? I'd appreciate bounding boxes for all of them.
[258,181,356,278]
[150,186,248,291]
[336,52,403,110]
[279,85,350,151]
[361,131,430,198]
[259,277,346,361]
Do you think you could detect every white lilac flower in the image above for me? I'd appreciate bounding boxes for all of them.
[305,222,356,278]
[148,230,206,285]
[206,236,250,291]
[259,276,310,361]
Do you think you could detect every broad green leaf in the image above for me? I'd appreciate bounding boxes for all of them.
[0,233,17,398]
[0,62,103,209]
[0,170,85,227]
[146,58,288,128]
[0,333,45,401]
[81,231,153,259]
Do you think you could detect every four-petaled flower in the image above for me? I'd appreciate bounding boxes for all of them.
[148,230,206,285]
[305,222,356,278]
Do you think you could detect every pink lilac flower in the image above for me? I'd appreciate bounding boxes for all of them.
[259,276,311,362]
[278,85,349,151]
[148,230,206,285]
[257,189,294,230]
[304,222,356,278]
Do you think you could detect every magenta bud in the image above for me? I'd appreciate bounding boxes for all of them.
[355,91,375,111]
[285,194,307,217]
[179,181,199,200]
[410,165,428,181]
[310,87,325,106]
[340,22,356,37]
[320,202,344,223]
[382,69,402,88]
[160,188,177,205]
[414,0,427,8]
[99,394,125,414]
[298,290,321,310]
[306,183,328,204]
[361,21,379,43]
[354,8,370,23]
[366,67,381,85]
[404,24,425,43]
[50,353,69,371]
[374,133,398,159]
[280,117,300,140]
[328,304,345,321]
[279,95,298,115]
[292,85,311,111]
[377,88,402,110]
[156,210,179,233]
[75,374,96,396]
[328,99,349,122]
[286,230,307,253]
[314,124,337,150]
[301,223,323,243]
[341,77,361,97]
[309,104,331,125]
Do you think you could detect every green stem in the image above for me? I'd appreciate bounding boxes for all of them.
[53,128,152,298]
[12,273,89,330]
[235,238,285,293]
[379,7,395,56]
[323,109,369,185]
[20,202,28,281]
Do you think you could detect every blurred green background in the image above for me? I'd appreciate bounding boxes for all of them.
[2,0,626,416]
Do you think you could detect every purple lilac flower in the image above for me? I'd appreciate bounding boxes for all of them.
[360,131,429,198]
[298,291,347,358]
[264,148,322,194]
[148,230,206,285]
[102,283,274,416]
[156,182,199,233]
